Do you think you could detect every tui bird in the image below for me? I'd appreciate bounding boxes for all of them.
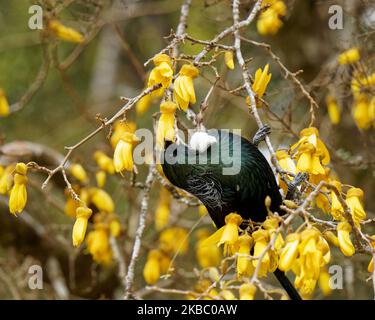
[161,127,302,300]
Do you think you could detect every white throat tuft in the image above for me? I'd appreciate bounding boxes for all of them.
[189,131,217,153]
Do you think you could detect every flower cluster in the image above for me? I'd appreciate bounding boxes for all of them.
[257,0,287,36]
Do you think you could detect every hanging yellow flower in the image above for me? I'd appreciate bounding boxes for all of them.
[295,142,325,175]
[318,267,332,296]
[0,89,10,117]
[224,51,235,70]
[353,97,374,130]
[239,283,257,300]
[48,20,84,43]
[0,164,14,195]
[195,229,221,268]
[159,227,188,255]
[113,132,140,173]
[9,163,28,215]
[89,188,115,213]
[279,233,300,272]
[345,187,366,226]
[323,230,339,247]
[337,221,355,256]
[325,95,340,125]
[252,228,277,277]
[95,171,106,188]
[148,54,173,96]
[70,163,88,184]
[136,93,152,116]
[155,187,171,231]
[252,64,272,99]
[262,217,284,251]
[236,233,254,278]
[110,121,136,149]
[86,223,112,265]
[173,64,199,111]
[291,127,330,166]
[72,206,92,247]
[338,47,360,65]
[329,180,344,221]
[93,151,115,175]
[143,249,162,285]
[257,1,287,36]
[156,101,177,149]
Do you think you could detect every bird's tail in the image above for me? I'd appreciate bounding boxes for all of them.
[273,268,302,300]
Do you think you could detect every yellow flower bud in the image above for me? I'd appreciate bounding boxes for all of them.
[90,188,115,213]
[173,64,199,111]
[319,268,332,296]
[239,283,257,300]
[0,89,10,117]
[338,47,360,65]
[224,51,235,70]
[48,20,84,43]
[109,218,121,237]
[70,164,88,184]
[86,223,112,265]
[325,95,340,125]
[93,151,115,174]
[95,170,106,188]
[136,93,152,116]
[72,206,92,247]
[337,221,355,257]
[159,227,188,255]
[143,250,161,285]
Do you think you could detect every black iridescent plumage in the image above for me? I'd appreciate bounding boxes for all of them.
[161,129,301,300]
[162,130,282,228]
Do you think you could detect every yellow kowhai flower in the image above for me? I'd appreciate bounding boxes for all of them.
[72,206,92,247]
[295,142,325,175]
[291,127,330,165]
[352,96,374,130]
[93,151,115,175]
[325,95,340,125]
[136,93,152,116]
[9,163,28,215]
[195,229,222,268]
[236,233,255,278]
[173,64,199,111]
[252,228,278,277]
[329,180,344,221]
[110,121,136,149]
[48,20,84,43]
[143,249,162,285]
[279,233,300,272]
[159,227,188,255]
[95,170,106,188]
[0,89,10,117]
[239,283,257,300]
[70,163,88,184]
[338,47,360,65]
[156,101,177,149]
[113,132,140,173]
[252,64,272,99]
[323,230,339,247]
[89,188,115,213]
[262,217,284,252]
[109,216,121,237]
[155,187,171,231]
[337,221,355,257]
[257,8,284,36]
[64,189,80,218]
[0,164,15,195]
[276,150,297,193]
[148,54,173,96]
[86,223,112,265]
[346,187,366,226]
[224,51,235,70]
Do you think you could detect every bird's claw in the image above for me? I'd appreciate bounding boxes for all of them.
[252,124,271,147]
[286,172,309,200]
